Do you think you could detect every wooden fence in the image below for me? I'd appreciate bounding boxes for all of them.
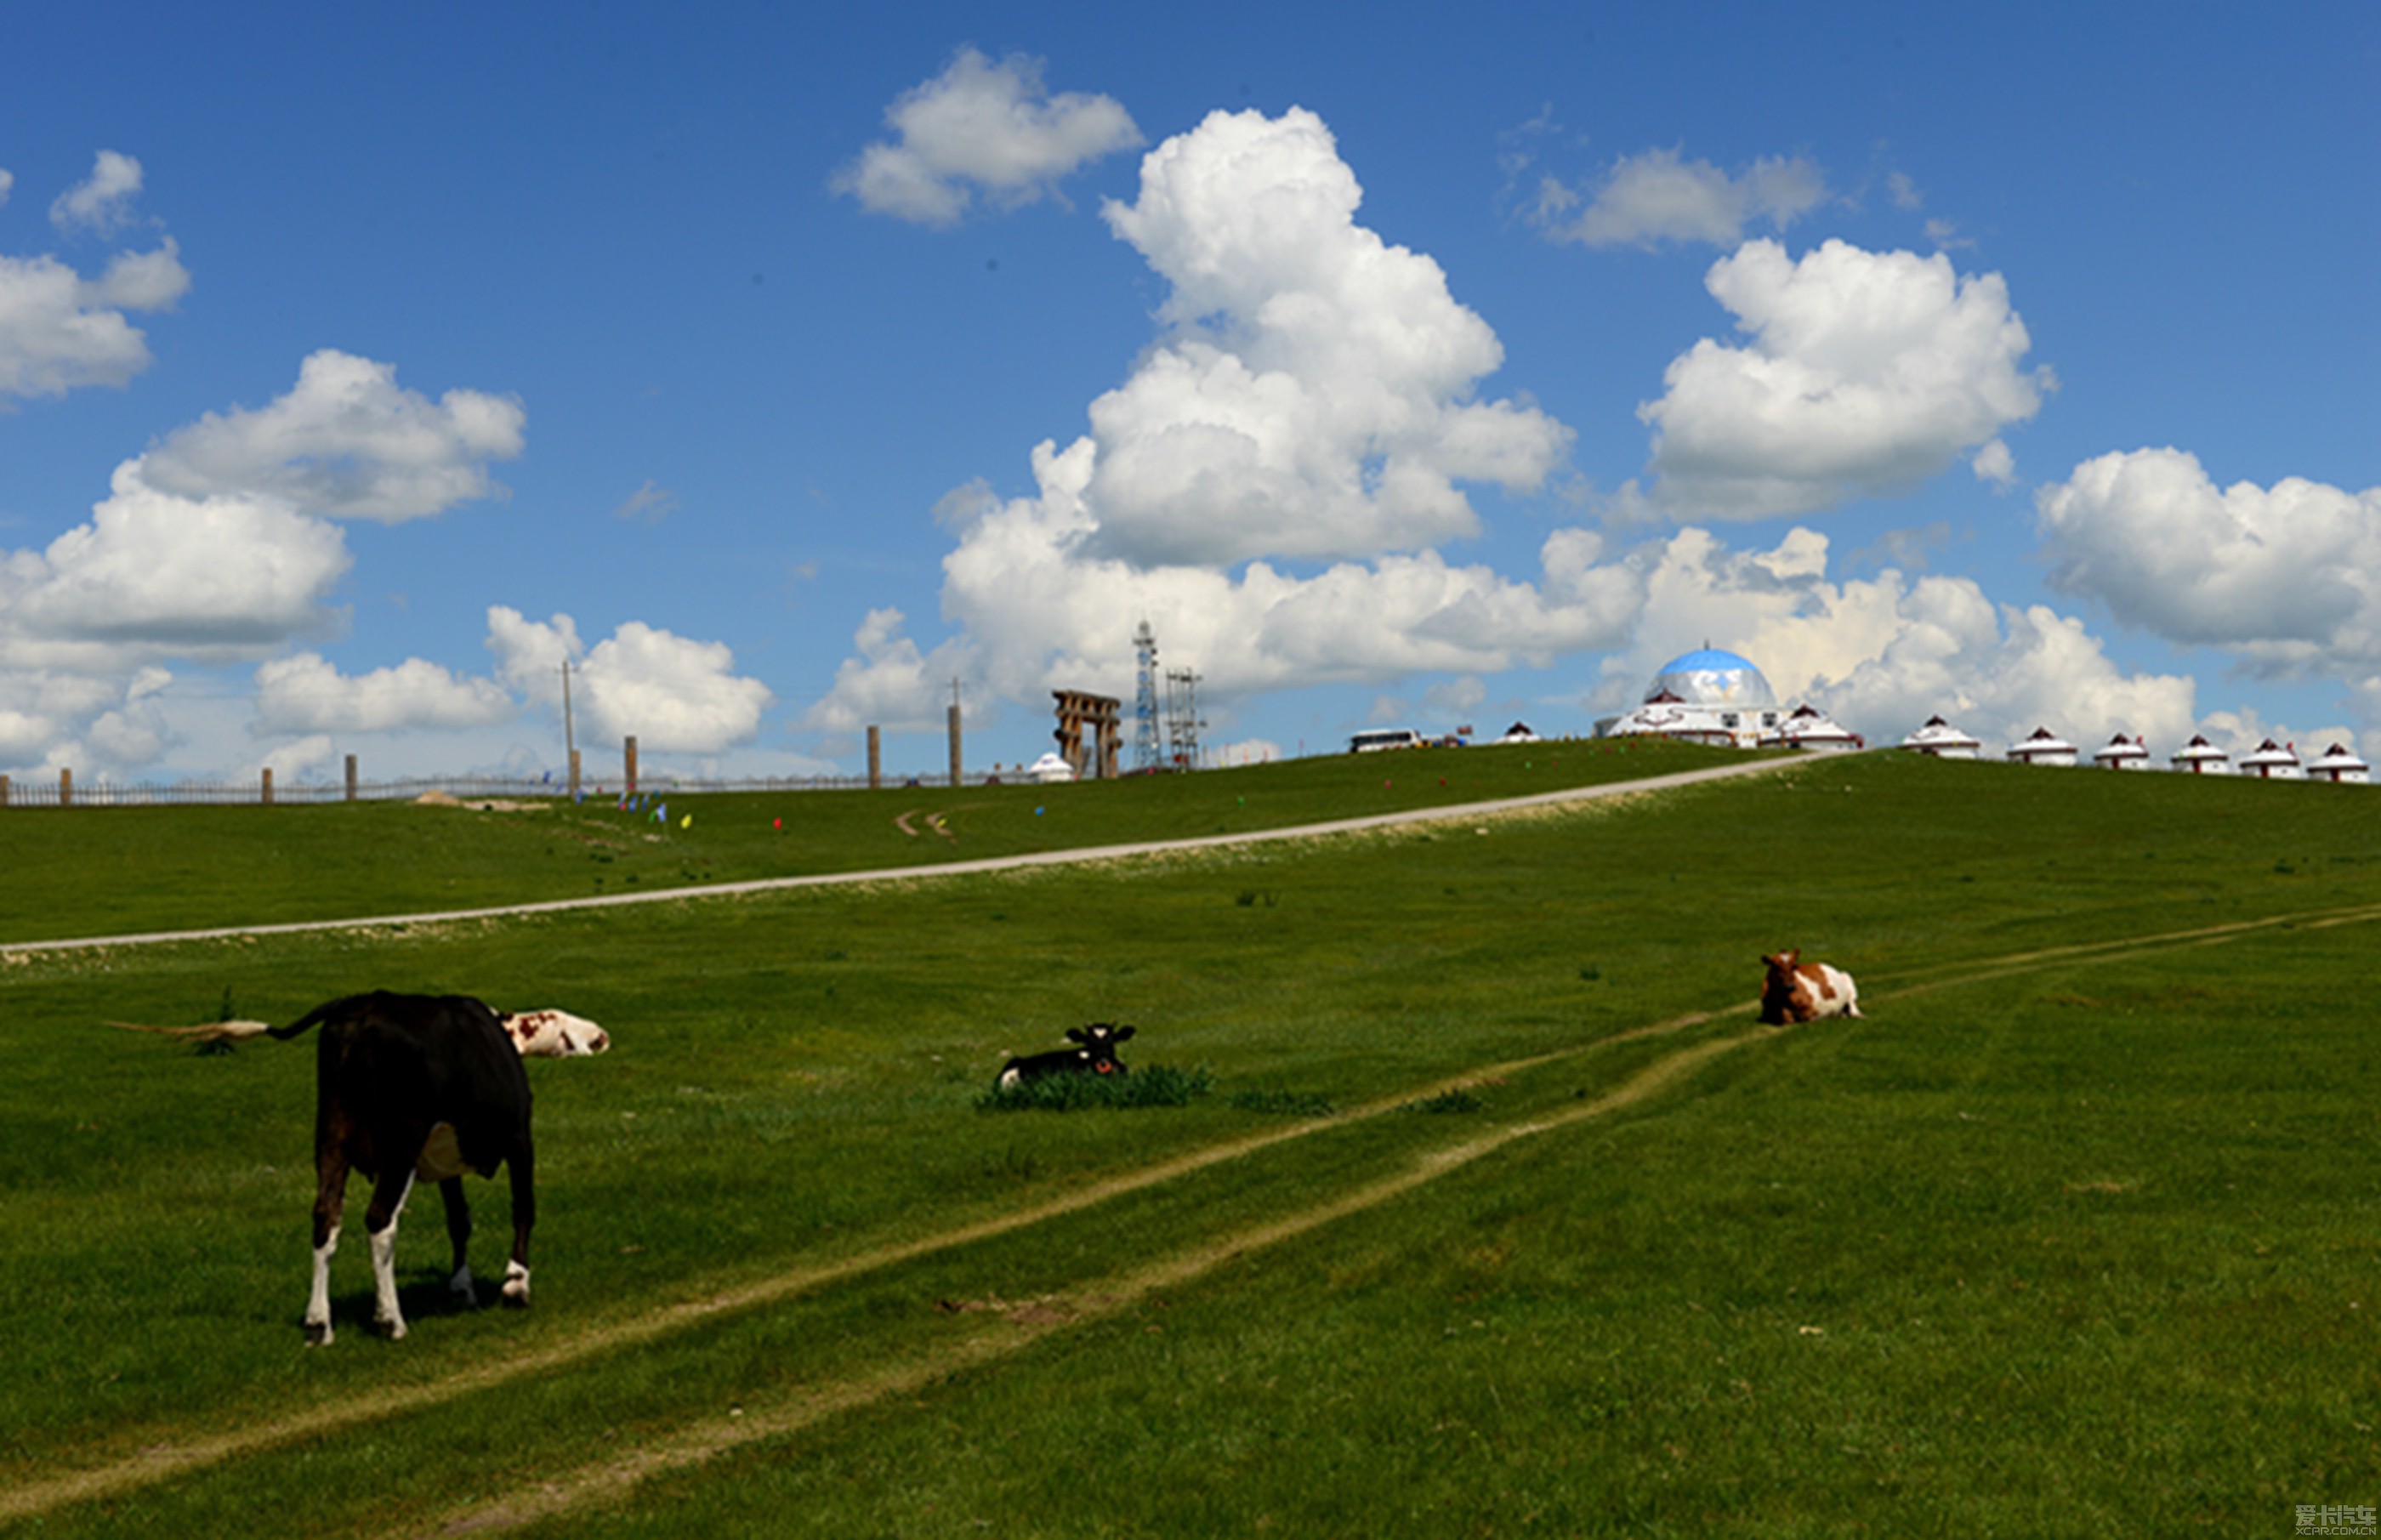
[0,767,1043,810]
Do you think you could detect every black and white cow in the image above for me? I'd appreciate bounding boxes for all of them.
[268,992,551,1344]
[997,1022,1135,1089]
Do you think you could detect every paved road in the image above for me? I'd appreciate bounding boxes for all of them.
[6,755,1803,956]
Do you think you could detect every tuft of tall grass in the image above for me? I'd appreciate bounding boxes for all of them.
[974,1063,1214,1112]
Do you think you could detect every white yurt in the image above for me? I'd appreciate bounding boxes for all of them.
[1900,714,1982,759]
[1595,647,1782,748]
[2007,726,2078,766]
[2171,734,2231,775]
[1495,721,1543,745]
[1762,702,1862,753]
[2238,739,2303,780]
[2091,733,2151,770]
[2306,742,2372,784]
[1026,751,1078,784]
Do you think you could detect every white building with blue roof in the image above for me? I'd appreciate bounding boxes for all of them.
[1595,647,1787,749]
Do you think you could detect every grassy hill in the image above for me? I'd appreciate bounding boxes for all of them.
[0,736,1726,944]
[3,747,2377,1536]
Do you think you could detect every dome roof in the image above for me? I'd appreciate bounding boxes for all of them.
[1645,648,1776,708]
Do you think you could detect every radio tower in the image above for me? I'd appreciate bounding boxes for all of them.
[1133,620,1162,771]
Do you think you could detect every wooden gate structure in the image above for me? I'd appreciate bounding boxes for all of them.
[1051,690,1122,780]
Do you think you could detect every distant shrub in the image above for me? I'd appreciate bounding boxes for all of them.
[975,1063,1214,1113]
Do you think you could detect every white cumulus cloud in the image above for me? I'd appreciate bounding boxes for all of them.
[253,652,518,735]
[49,151,146,236]
[0,462,354,667]
[810,436,1643,736]
[834,47,1142,226]
[0,352,530,770]
[1087,106,1572,566]
[0,668,167,770]
[0,236,190,402]
[1637,238,2052,519]
[139,349,526,521]
[486,607,773,755]
[2036,447,2381,656]
[1535,146,1828,249]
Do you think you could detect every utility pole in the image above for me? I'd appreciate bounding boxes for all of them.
[560,660,580,797]
[947,677,964,787]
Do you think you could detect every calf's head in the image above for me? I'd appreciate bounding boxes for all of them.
[1066,1022,1135,1075]
[1759,951,1811,1023]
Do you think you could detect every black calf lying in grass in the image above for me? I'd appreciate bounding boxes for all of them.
[996,1023,1135,1089]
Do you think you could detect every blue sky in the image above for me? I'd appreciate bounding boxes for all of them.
[3,2,2374,783]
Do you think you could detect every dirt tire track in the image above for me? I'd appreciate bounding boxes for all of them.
[1858,901,2381,1006]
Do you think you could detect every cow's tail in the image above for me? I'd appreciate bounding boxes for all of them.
[106,1018,278,1046]
[111,993,371,1046]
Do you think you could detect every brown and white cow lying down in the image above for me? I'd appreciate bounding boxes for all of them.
[1759,949,1861,1025]
[116,993,608,1344]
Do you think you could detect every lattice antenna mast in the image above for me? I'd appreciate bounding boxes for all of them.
[1133,620,1162,771]
[1164,667,1204,770]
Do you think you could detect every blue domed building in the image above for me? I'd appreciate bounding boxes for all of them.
[1595,646,1789,749]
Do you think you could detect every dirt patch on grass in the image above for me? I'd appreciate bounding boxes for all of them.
[413,791,549,813]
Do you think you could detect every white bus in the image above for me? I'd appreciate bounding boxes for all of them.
[1349,728,1425,753]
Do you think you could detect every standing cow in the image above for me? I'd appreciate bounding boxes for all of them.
[272,992,553,1344]
[1759,950,1862,1025]
[111,993,608,1343]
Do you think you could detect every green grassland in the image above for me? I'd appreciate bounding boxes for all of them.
[0,737,1702,944]
[3,747,2378,1537]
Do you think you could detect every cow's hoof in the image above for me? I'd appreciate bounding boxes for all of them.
[501,1262,531,1307]
[449,1267,478,1308]
[373,1316,408,1341]
[304,1320,334,1347]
